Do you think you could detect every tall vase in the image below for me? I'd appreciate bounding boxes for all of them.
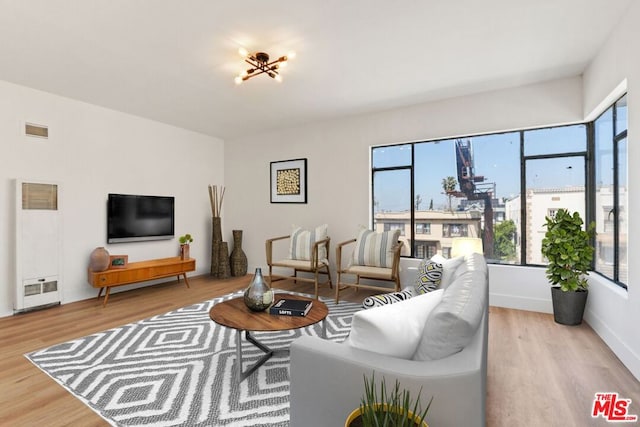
[211,217,222,276]
[230,230,248,276]
[243,268,273,311]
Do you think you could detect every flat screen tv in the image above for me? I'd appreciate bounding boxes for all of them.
[107,193,175,243]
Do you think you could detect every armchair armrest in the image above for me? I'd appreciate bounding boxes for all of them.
[265,235,290,265]
[335,238,357,271]
[310,237,331,269]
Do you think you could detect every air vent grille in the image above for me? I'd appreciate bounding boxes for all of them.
[25,123,48,139]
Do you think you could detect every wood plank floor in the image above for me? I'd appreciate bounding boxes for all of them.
[0,274,638,426]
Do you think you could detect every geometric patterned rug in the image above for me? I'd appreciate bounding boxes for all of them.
[26,290,362,426]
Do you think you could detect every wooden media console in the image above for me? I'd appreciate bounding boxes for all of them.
[88,256,196,306]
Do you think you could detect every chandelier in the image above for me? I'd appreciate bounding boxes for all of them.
[234,48,294,84]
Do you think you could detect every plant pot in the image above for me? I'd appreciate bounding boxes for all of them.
[345,404,428,427]
[551,286,588,325]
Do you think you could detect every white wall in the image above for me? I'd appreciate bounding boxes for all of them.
[582,1,640,380]
[0,80,224,317]
[225,77,583,309]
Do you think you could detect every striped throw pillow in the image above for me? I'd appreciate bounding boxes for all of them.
[363,289,414,309]
[288,224,328,261]
[351,228,401,268]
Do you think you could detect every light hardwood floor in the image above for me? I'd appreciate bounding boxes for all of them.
[0,274,638,426]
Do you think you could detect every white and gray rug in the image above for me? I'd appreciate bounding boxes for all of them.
[26,290,361,426]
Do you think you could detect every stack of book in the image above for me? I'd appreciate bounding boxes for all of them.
[269,298,313,317]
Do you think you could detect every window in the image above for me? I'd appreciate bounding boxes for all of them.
[384,223,405,236]
[372,124,588,267]
[416,223,430,234]
[594,94,627,287]
[443,224,468,238]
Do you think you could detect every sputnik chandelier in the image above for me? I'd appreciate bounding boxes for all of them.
[234,48,295,84]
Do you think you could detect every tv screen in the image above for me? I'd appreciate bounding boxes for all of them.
[107,194,175,243]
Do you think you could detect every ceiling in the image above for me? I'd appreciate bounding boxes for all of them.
[0,0,632,140]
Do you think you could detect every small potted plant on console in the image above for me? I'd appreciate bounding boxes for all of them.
[179,233,193,260]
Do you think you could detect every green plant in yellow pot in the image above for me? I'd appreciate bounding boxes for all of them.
[345,373,432,427]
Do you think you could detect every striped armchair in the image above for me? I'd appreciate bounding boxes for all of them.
[266,225,332,299]
[334,228,403,303]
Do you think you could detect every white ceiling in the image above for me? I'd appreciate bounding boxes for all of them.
[0,0,632,140]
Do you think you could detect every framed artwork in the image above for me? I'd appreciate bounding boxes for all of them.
[270,158,307,203]
[109,255,128,269]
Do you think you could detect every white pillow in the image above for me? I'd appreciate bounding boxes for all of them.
[431,254,465,288]
[345,289,443,359]
[288,224,328,261]
[413,257,487,361]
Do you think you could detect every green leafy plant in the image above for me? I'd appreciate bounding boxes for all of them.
[357,373,432,427]
[179,234,193,245]
[541,209,595,292]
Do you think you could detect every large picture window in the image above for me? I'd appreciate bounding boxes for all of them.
[372,122,600,261]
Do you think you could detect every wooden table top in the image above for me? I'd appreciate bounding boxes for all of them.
[209,293,328,332]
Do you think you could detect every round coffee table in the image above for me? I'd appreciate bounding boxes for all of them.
[209,293,328,382]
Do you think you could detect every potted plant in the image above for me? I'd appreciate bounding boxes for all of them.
[541,209,595,325]
[179,233,193,260]
[345,373,432,427]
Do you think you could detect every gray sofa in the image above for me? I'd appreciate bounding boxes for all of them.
[290,252,488,427]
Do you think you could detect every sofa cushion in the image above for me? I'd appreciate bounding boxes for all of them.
[413,258,443,294]
[289,224,328,261]
[346,289,443,359]
[351,228,400,268]
[413,253,487,361]
[431,254,465,288]
[362,289,414,309]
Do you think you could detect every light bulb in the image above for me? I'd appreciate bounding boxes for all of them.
[234,76,242,85]
[287,51,296,59]
[275,74,282,82]
[279,61,287,68]
[240,70,248,77]
[238,47,248,58]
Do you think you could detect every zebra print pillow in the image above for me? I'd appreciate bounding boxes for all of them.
[414,259,443,294]
[362,289,414,309]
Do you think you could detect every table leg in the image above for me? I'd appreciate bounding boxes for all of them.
[234,330,277,382]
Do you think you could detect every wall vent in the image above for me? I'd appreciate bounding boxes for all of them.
[25,123,49,139]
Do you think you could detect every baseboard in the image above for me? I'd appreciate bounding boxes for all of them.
[489,292,553,314]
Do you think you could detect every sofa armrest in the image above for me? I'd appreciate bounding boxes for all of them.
[289,309,487,427]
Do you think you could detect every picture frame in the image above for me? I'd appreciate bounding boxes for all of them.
[109,255,128,269]
[270,158,307,203]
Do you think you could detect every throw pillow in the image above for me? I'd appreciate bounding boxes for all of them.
[430,254,465,288]
[345,289,444,359]
[351,228,401,268]
[413,258,443,294]
[289,224,328,261]
[362,288,414,309]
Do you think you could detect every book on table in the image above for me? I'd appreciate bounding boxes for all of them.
[269,298,313,317]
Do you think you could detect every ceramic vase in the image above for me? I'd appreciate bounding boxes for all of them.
[180,244,190,260]
[230,230,248,276]
[89,247,110,272]
[243,268,273,311]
